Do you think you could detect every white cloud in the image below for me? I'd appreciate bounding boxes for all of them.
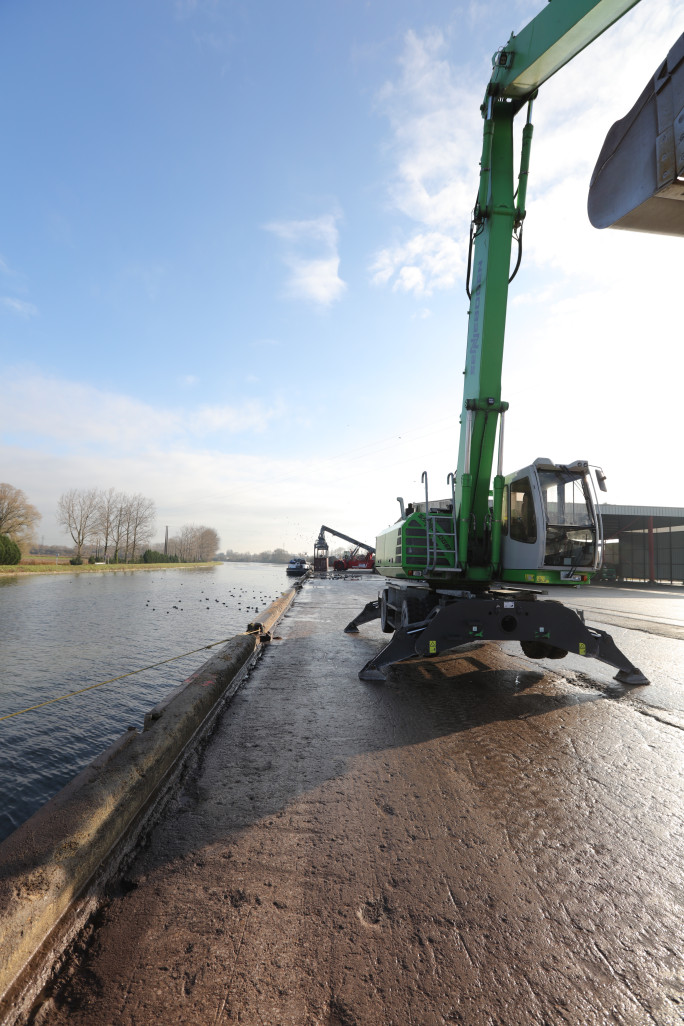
[1,296,38,317]
[193,399,286,434]
[373,4,684,297]
[265,213,347,306]
[266,215,340,248]
[372,29,481,294]
[371,230,463,295]
[378,31,475,228]
[283,255,346,306]
[0,409,469,552]
[1,372,285,452]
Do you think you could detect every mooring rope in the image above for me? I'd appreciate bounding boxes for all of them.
[0,630,262,723]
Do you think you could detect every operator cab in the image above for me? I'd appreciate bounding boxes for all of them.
[500,458,602,585]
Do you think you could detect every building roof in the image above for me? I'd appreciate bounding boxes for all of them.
[597,504,684,536]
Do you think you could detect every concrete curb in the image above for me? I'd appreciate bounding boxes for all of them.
[0,583,301,1024]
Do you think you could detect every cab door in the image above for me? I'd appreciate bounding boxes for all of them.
[500,469,546,580]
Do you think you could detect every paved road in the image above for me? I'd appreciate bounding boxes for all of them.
[35,577,684,1026]
[509,584,684,721]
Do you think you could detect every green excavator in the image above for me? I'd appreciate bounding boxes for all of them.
[347,0,684,684]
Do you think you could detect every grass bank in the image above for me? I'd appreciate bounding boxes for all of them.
[0,561,218,577]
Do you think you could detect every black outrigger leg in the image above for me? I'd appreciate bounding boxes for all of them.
[579,626,650,685]
[344,600,381,633]
[354,595,649,685]
[357,625,425,681]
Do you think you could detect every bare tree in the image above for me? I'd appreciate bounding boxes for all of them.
[120,496,134,562]
[166,534,181,560]
[109,495,128,563]
[56,488,99,558]
[166,524,219,562]
[0,482,41,552]
[179,524,196,562]
[127,493,156,561]
[95,488,124,562]
[196,526,219,561]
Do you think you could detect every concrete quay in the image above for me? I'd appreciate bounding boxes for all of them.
[5,575,684,1025]
[0,587,299,1025]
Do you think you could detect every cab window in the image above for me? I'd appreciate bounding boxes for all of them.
[509,477,537,543]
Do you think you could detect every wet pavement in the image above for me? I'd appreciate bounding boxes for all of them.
[510,584,684,721]
[33,577,684,1025]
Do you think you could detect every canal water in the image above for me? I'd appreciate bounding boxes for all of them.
[0,562,293,842]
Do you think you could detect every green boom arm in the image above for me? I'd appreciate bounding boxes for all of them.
[455,0,641,580]
[489,0,640,100]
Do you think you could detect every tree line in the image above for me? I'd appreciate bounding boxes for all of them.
[0,481,219,566]
[57,488,220,564]
[57,488,157,562]
[160,525,219,563]
[220,547,311,564]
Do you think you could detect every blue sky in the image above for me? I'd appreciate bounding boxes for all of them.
[2,0,683,553]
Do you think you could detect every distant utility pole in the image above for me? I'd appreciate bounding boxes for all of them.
[164,526,168,557]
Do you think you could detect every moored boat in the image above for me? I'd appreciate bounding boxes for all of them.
[286,557,311,576]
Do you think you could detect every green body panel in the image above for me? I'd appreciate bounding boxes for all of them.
[375,512,458,582]
[375,521,408,580]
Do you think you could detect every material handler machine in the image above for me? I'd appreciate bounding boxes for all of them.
[348,0,684,684]
[314,526,376,572]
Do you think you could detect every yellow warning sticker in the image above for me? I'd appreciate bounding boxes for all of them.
[579,642,586,656]
[429,640,437,655]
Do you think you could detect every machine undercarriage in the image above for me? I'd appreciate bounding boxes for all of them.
[345,583,648,685]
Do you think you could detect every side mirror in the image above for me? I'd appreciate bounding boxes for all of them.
[588,33,684,237]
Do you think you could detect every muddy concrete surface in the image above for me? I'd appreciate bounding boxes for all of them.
[29,577,684,1025]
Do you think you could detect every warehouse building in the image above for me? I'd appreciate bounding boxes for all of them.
[598,505,684,585]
